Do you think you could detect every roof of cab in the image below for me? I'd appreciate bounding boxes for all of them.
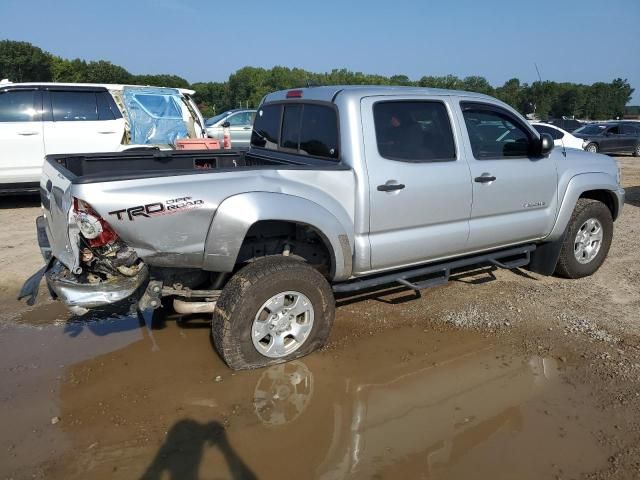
[0,81,195,96]
[262,85,496,104]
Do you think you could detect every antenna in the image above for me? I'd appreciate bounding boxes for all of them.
[534,63,542,82]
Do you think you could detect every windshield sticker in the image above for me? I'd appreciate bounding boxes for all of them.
[109,197,204,221]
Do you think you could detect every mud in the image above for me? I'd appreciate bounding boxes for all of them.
[0,313,624,480]
[1,156,640,479]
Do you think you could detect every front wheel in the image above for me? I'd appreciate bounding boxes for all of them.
[212,257,335,370]
[585,143,598,153]
[555,199,613,279]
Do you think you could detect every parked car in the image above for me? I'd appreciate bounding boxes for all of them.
[546,118,583,133]
[0,81,206,195]
[573,121,640,156]
[205,109,256,148]
[530,122,585,150]
[23,86,624,371]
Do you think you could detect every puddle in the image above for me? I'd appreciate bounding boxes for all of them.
[0,313,617,479]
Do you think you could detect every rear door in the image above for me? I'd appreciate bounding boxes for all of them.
[43,88,125,154]
[0,88,45,185]
[362,96,472,271]
[621,124,639,152]
[227,111,254,147]
[457,101,558,250]
[599,125,623,153]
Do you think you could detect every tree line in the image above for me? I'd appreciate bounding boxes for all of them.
[1,40,634,120]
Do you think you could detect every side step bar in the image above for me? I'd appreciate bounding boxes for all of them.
[333,244,536,294]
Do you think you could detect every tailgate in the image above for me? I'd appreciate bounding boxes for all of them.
[40,159,81,273]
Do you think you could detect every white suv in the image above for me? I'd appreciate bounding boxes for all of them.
[0,81,206,194]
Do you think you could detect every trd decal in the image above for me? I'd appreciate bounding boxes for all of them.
[109,197,204,221]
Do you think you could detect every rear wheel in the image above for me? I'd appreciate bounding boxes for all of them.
[212,257,335,370]
[633,144,640,157]
[585,143,598,153]
[555,199,613,279]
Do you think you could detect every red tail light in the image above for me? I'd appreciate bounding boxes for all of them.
[73,198,118,247]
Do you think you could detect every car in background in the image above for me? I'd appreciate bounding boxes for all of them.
[530,122,584,150]
[205,109,256,148]
[573,122,640,156]
[0,81,207,194]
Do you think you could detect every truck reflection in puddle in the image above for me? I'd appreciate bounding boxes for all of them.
[42,320,610,479]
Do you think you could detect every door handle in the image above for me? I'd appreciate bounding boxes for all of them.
[98,131,116,134]
[242,127,251,130]
[377,182,405,192]
[17,131,39,136]
[474,174,496,183]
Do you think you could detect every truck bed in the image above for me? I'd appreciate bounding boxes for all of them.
[46,148,345,184]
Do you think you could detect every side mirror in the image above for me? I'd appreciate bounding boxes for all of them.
[537,133,554,157]
[222,121,231,128]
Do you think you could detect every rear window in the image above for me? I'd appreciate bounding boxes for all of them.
[533,124,563,140]
[251,104,281,149]
[251,102,339,160]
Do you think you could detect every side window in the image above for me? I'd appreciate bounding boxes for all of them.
[251,104,282,149]
[96,91,121,120]
[373,101,456,162]
[227,112,246,126]
[51,91,99,121]
[607,126,620,135]
[622,124,639,135]
[553,128,565,140]
[0,90,38,122]
[461,103,533,159]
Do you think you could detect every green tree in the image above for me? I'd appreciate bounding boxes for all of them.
[51,57,88,82]
[83,60,132,84]
[131,74,190,89]
[0,40,52,81]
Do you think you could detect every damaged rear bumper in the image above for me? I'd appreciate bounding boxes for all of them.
[46,260,149,315]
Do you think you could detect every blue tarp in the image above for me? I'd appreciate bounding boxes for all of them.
[123,87,188,145]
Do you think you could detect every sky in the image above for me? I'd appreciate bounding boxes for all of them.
[1,0,639,103]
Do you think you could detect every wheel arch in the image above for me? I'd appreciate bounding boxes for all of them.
[547,173,622,242]
[203,192,354,281]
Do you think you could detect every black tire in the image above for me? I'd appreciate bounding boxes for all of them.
[633,144,640,157]
[585,143,598,153]
[211,257,335,370]
[555,199,613,279]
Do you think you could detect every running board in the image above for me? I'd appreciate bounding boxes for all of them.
[333,244,536,294]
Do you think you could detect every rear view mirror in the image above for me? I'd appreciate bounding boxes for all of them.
[537,133,554,157]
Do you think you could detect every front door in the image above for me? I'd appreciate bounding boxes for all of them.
[0,88,45,185]
[227,111,254,147]
[457,101,558,251]
[362,96,472,272]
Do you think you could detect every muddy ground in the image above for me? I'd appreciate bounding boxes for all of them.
[1,156,639,480]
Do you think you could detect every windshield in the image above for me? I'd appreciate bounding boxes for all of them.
[574,124,607,135]
[205,112,227,127]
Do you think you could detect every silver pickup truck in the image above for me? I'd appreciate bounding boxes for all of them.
[21,86,625,370]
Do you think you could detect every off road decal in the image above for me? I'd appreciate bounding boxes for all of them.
[109,197,204,221]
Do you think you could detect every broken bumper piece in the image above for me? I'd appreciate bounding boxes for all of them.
[46,260,149,315]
